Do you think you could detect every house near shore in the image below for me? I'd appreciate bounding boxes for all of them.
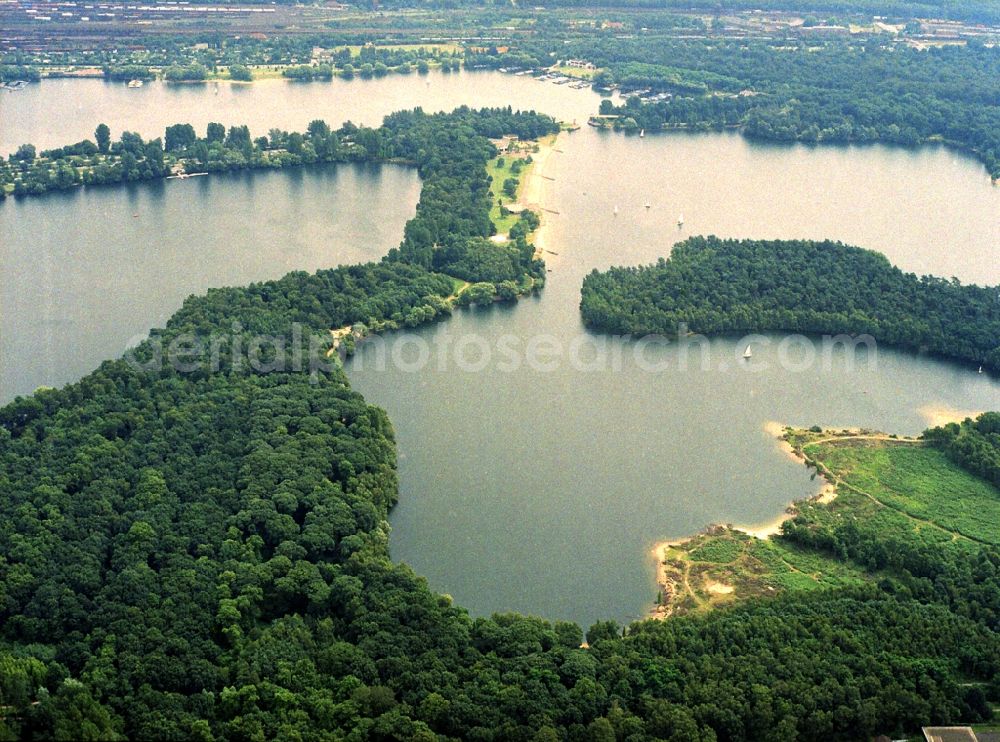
[489,136,535,159]
[490,135,519,152]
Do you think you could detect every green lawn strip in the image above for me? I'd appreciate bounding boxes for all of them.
[486,154,524,233]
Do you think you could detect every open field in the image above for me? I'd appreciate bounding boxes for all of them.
[654,527,865,615]
[552,64,600,80]
[486,139,546,234]
[801,440,1000,545]
[653,427,1000,617]
[486,155,526,233]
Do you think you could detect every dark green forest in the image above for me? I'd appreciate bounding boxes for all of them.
[583,40,1000,179]
[1,108,556,292]
[462,30,1000,180]
[3,251,1000,739]
[580,236,1000,371]
[3,108,1000,738]
[7,17,1000,179]
[926,412,1000,487]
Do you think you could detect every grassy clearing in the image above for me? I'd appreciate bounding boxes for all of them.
[553,64,600,79]
[486,153,531,233]
[657,528,865,615]
[803,439,1000,545]
[655,427,1000,617]
[448,277,470,299]
[687,538,742,564]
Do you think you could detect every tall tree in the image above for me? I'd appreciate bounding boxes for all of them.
[95,123,111,155]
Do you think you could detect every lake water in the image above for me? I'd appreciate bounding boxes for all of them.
[0,164,420,401]
[348,127,1000,627]
[2,71,998,628]
[0,72,599,154]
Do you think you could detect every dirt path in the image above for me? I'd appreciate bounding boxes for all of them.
[799,433,990,545]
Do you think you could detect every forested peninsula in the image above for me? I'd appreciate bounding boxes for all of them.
[2,109,1000,738]
[572,39,1000,179]
[4,218,1000,738]
[580,237,1000,371]
[0,104,556,225]
[1,108,556,299]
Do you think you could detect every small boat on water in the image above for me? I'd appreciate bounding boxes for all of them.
[743,345,752,360]
[613,205,619,216]
[127,79,143,88]
[639,129,645,138]
[677,213,684,227]
[980,366,984,373]
[644,202,651,209]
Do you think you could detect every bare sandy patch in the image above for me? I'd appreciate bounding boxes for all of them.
[763,420,800,464]
[520,132,560,257]
[738,509,796,540]
[917,404,982,429]
[706,581,734,595]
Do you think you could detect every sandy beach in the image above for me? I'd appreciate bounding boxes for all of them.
[518,131,560,257]
[647,421,836,618]
[917,403,982,428]
[647,421,935,618]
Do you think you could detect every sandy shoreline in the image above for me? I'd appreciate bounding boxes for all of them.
[917,403,983,428]
[518,131,560,257]
[648,421,836,618]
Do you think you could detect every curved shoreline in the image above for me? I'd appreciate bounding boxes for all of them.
[918,403,985,429]
[647,422,841,620]
[647,419,962,618]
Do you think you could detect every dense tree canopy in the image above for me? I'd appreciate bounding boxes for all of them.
[580,236,1000,370]
[569,38,1000,178]
[2,103,999,740]
[2,248,999,738]
[0,107,555,291]
[926,412,1000,487]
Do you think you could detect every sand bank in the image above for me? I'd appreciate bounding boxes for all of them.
[917,404,982,428]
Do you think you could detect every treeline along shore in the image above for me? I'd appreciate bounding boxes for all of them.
[1,107,559,304]
[2,109,1000,738]
[581,236,1000,372]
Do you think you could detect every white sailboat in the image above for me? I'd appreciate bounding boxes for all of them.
[644,201,651,209]
[743,344,752,360]
[677,213,684,227]
[980,365,984,373]
[613,205,619,216]
[639,129,645,138]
